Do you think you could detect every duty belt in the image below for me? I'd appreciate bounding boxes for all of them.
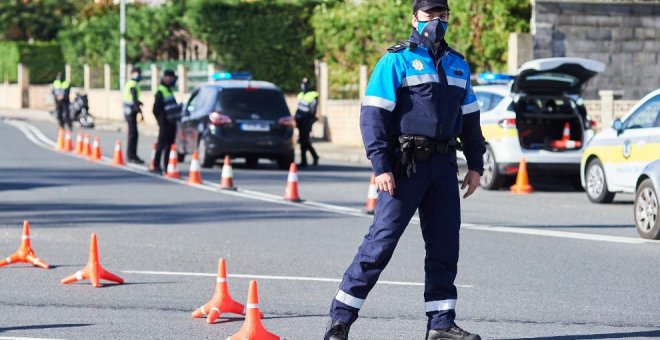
[390,134,459,178]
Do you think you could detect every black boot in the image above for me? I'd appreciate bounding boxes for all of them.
[426,323,481,340]
[324,320,350,340]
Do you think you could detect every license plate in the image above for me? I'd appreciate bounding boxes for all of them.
[241,123,270,132]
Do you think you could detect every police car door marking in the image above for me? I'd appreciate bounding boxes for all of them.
[623,139,632,159]
[401,73,439,87]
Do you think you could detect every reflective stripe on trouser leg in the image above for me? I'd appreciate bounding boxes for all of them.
[334,290,364,309]
[330,163,431,325]
[419,153,461,330]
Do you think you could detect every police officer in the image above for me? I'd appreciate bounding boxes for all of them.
[295,77,320,167]
[123,67,145,164]
[325,1,484,339]
[151,69,180,174]
[52,72,72,130]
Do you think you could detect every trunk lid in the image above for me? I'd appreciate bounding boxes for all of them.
[512,58,605,95]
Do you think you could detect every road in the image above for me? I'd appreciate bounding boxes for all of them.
[0,118,659,340]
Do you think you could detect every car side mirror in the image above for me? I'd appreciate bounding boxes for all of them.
[612,119,623,135]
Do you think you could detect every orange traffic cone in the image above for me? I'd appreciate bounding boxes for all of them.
[220,155,236,190]
[227,280,282,340]
[550,122,581,150]
[55,128,65,150]
[82,133,91,156]
[89,136,102,161]
[365,174,378,215]
[165,144,181,179]
[186,151,203,185]
[0,220,49,269]
[61,233,123,288]
[192,258,246,324]
[148,143,158,171]
[63,130,73,152]
[111,140,126,166]
[74,132,83,154]
[283,163,302,202]
[510,157,533,194]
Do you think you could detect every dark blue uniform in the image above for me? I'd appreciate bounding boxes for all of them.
[330,31,484,330]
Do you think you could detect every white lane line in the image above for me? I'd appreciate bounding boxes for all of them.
[0,337,66,340]
[121,270,474,288]
[5,118,660,246]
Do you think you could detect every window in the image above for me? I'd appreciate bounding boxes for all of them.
[624,95,660,130]
[218,89,290,119]
[184,89,200,115]
[476,92,492,112]
[490,94,504,110]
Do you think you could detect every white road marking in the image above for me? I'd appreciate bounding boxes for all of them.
[121,270,474,288]
[4,118,660,246]
[0,337,66,340]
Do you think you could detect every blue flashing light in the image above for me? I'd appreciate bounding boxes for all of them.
[212,72,252,81]
[478,72,514,85]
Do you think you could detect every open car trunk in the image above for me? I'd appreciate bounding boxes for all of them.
[514,95,586,151]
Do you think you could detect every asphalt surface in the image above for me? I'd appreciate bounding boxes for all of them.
[0,118,659,340]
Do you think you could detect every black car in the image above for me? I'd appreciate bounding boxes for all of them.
[176,78,295,169]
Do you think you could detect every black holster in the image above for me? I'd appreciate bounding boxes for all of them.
[388,134,460,178]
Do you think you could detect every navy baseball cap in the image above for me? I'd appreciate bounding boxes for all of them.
[413,0,450,13]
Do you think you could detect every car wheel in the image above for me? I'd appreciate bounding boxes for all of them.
[276,151,294,170]
[480,145,503,190]
[198,138,215,168]
[586,158,615,203]
[245,157,258,168]
[635,179,660,240]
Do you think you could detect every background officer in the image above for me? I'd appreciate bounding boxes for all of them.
[52,72,71,130]
[325,1,484,339]
[123,67,144,164]
[152,69,180,174]
[295,77,320,167]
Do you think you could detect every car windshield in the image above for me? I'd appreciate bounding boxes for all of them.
[217,88,290,119]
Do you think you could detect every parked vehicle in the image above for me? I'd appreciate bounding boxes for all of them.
[580,88,660,203]
[70,92,95,128]
[175,73,295,169]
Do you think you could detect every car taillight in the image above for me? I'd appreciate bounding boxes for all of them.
[498,118,516,128]
[209,112,232,126]
[278,116,295,128]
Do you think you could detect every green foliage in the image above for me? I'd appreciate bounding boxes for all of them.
[312,0,531,98]
[0,41,63,84]
[186,0,318,92]
[0,0,78,41]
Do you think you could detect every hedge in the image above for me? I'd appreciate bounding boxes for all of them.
[0,41,64,84]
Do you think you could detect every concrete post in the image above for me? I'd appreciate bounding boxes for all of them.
[150,64,160,93]
[598,90,624,128]
[65,64,72,84]
[318,62,330,140]
[126,63,133,87]
[177,64,187,96]
[359,65,368,101]
[83,64,91,91]
[207,64,215,82]
[507,33,533,74]
[104,64,111,91]
[17,64,29,108]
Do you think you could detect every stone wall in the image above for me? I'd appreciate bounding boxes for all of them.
[533,0,660,99]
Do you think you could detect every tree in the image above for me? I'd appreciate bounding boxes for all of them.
[0,0,79,41]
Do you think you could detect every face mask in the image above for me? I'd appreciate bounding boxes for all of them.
[133,74,142,81]
[419,18,447,44]
[417,21,429,35]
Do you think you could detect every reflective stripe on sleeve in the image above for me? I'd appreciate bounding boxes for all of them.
[446,76,467,89]
[461,101,480,115]
[335,290,365,309]
[425,299,457,312]
[402,74,440,87]
[362,96,396,112]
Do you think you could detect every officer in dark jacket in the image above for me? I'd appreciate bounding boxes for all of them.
[151,69,180,174]
[123,67,145,164]
[52,72,72,130]
[325,1,484,339]
[295,78,320,167]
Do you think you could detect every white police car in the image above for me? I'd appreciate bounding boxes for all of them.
[467,58,604,189]
[580,88,660,204]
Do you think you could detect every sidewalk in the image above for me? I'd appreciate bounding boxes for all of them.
[0,107,369,166]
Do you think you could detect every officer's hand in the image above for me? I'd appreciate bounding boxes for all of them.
[461,170,481,199]
[376,172,396,196]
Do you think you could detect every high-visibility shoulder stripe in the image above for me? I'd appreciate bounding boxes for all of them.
[461,101,480,115]
[402,74,440,87]
[335,290,364,309]
[446,76,467,89]
[362,96,396,112]
[425,299,457,312]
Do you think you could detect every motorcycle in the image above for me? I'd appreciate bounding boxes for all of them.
[49,91,95,129]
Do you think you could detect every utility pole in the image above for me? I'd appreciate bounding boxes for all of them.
[119,0,126,93]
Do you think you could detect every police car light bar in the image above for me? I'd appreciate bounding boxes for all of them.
[477,72,514,85]
[212,72,253,81]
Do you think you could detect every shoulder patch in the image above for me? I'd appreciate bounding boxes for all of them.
[447,47,465,60]
[387,41,417,53]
